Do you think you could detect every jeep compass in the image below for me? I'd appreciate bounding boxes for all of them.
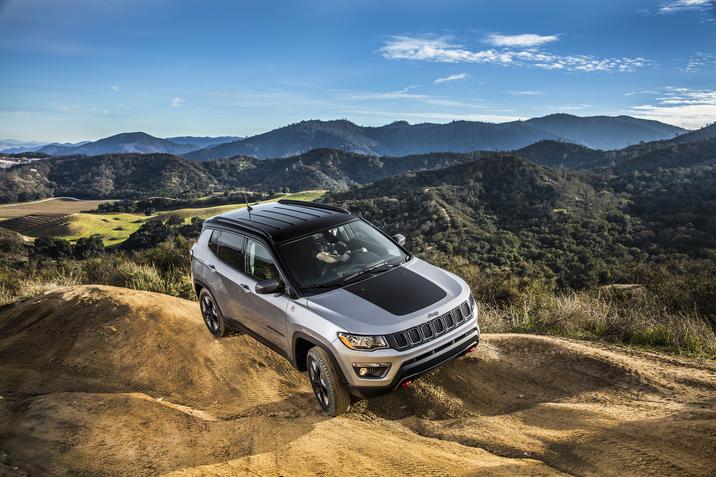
[190,199,480,416]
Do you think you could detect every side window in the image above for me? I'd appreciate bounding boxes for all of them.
[246,239,279,281]
[208,230,220,255]
[217,232,246,271]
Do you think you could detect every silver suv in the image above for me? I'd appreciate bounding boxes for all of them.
[190,200,479,416]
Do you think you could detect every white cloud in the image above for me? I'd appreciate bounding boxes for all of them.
[111,85,120,91]
[170,96,184,107]
[434,73,467,84]
[658,0,712,13]
[509,90,544,96]
[380,36,512,64]
[628,87,716,129]
[485,33,559,48]
[379,36,650,72]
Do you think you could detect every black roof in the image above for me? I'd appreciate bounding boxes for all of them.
[204,199,356,244]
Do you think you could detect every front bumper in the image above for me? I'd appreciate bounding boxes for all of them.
[331,309,480,398]
[347,326,479,398]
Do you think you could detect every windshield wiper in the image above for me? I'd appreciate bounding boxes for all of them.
[342,261,400,283]
[301,280,345,290]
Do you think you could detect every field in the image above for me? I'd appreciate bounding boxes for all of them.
[0,191,325,245]
[0,197,111,219]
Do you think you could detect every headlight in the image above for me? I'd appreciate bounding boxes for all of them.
[338,332,388,351]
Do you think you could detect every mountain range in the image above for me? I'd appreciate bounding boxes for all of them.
[1,120,713,204]
[185,115,685,160]
[2,114,687,158]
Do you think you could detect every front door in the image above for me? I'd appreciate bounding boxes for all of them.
[235,238,290,350]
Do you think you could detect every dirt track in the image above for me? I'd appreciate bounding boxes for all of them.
[0,286,714,476]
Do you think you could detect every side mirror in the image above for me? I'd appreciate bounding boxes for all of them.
[255,278,284,294]
[392,233,406,246]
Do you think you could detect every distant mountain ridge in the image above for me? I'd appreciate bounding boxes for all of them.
[43,132,197,156]
[186,115,686,160]
[2,134,241,155]
[165,136,243,149]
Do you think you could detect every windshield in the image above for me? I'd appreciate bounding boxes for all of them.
[278,219,408,293]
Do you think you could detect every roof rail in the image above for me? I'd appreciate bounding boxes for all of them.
[205,216,273,240]
[277,199,350,214]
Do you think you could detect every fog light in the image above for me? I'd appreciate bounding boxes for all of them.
[352,362,391,378]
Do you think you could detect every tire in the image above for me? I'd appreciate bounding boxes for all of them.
[198,288,228,338]
[307,346,351,416]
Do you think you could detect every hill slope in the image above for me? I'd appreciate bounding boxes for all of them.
[0,285,713,476]
[186,115,685,160]
[0,153,217,202]
[0,149,481,203]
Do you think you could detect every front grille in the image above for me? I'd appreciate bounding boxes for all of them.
[389,300,472,350]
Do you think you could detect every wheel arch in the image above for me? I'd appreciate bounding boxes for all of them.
[291,331,348,384]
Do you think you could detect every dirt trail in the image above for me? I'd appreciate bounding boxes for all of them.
[0,286,714,476]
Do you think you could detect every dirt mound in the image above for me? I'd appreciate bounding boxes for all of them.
[0,286,714,476]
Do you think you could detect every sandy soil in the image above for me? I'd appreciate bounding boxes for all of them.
[0,285,714,476]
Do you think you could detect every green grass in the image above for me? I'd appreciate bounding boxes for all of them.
[35,190,326,246]
[155,190,326,221]
[32,213,150,246]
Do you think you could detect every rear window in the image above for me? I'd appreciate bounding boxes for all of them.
[217,231,246,271]
[208,229,220,255]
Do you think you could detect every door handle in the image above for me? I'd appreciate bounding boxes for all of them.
[208,264,216,271]
[241,284,251,293]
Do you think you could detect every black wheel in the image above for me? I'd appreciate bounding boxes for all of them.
[199,288,227,338]
[307,346,351,417]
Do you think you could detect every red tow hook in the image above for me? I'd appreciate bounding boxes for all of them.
[400,380,412,389]
[468,346,477,353]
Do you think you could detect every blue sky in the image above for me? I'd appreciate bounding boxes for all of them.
[1,0,715,142]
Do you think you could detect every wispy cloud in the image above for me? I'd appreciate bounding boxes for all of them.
[345,109,522,124]
[624,90,659,96]
[629,87,716,129]
[379,36,650,72]
[334,87,488,109]
[682,52,716,72]
[485,33,559,48]
[111,85,120,91]
[336,86,425,100]
[509,90,544,96]
[53,103,81,113]
[170,96,184,107]
[434,73,467,84]
[658,0,713,13]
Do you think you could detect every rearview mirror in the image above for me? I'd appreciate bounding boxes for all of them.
[392,233,406,246]
[255,278,284,294]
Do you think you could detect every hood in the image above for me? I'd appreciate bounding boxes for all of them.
[306,258,467,334]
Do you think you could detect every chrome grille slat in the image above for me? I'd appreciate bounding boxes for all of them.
[390,300,471,351]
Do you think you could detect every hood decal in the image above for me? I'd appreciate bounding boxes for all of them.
[344,266,447,316]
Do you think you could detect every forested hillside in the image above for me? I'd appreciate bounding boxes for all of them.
[327,151,716,291]
[0,149,482,203]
